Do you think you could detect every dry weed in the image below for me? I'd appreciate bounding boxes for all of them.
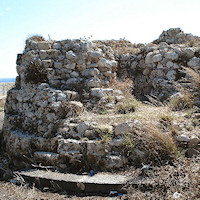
[133,123,178,164]
[110,78,134,97]
[27,34,45,42]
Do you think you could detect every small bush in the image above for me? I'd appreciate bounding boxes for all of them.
[123,133,134,150]
[110,78,134,97]
[96,125,112,143]
[24,60,47,84]
[182,66,200,90]
[134,123,178,163]
[27,34,45,42]
[168,91,193,111]
[116,98,138,114]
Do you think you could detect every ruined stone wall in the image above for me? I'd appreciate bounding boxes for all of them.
[113,29,200,100]
[3,38,124,170]
[3,28,200,170]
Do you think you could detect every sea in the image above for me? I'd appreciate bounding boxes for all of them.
[0,78,16,83]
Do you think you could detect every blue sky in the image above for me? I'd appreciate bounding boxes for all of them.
[1,0,200,78]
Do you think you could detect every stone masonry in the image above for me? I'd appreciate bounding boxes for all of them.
[2,28,200,170]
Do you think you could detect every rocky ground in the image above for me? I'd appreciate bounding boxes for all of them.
[0,96,200,199]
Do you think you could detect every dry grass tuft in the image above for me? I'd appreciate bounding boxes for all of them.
[168,90,194,111]
[27,34,45,42]
[116,98,138,114]
[182,66,200,90]
[110,78,134,97]
[134,123,178,163]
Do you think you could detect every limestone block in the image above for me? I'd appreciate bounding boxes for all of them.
[64,63,76,70]
[114,123,132,136]
[82,68,100,77]
[38,42,51,50]
[34,151,59,164]
[39,49,60,60]
[131,61,138,69]
[153,54,162,62]
[157,63,164,69]
[145,52,154,65]
[57,139,83,163]
[64,90,79,100]
[182,47,195,58]
[57,92,67,101]
[103,71,112,77]
[108,138,123,147]
[143,68,150,76]
[46,112,57,122]
[103,155,127,169]
[88,50,102,59]
[87,63,98,68]
[54,62,63,69]
[91,88,104,98]
[58,139,82,153]
[176,135,190,142]
[53,43,61,49]
[116,95,125,102]
[188,136,200,148]
[66,50,78,60]
[165,52,179,60]
[166,70,176,80]
[187,57,200,69]
[85,78,101,88]
[86,140,106,156]
[42,60,53,68]
[97,58,112,72]
[71,71,79,78]
[77,122,90,135]
[166,61,174,68]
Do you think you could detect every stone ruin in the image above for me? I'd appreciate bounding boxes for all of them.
[2,28,200,171]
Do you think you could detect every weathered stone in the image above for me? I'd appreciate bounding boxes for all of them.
[54,62,63,69]
[188,137,200,148]
[176,135,190,142]
[103,156,127,169]
[166,70,176,80]
[153,54,162,62]
[82,68,100,77]
[166,61,174,68]
[115,123,132,136]
[53,43,61,49]
[66,50,78,60]
[77,122,90,135]
[34,152,59,164]
[187,57,200,69]
[86,141,106,156]
[91,88,104,98]
[64,63,76,70]
[71,71,79,78]
[183,48,195,58]
[38,42,51,50]
[145,52,154,65]
[165,52,179,60]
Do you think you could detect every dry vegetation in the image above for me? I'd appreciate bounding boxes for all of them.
[26,34,45,42]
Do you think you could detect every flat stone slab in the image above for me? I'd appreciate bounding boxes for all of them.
[18,169,129,194]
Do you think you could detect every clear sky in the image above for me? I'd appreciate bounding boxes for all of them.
[1,0,200,78]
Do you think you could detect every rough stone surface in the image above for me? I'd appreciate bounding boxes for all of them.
[19,169,128,194]
[3,28,200,171]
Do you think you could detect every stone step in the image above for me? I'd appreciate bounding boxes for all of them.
[18,169,129,194]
